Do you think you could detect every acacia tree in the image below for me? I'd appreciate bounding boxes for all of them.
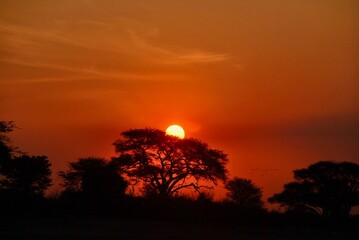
[112,128,228,197]
[268,161,359,218]
[225,177,263,209]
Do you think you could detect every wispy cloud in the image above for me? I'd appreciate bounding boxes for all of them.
[162,51,230,65]
[0,56,158,81]
[0,18,229,81]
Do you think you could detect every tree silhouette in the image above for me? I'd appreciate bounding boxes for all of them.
[268,161,359,218]
[225,177,263,209]
[113,128,228,197]
[0,155,52,195]
[0,121,17,163]
[0,121,51,196]
[59,157,128,199]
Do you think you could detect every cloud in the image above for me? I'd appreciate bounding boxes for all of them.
[0,57,161,81]
[0,18,229,81]
[160,51,230,65]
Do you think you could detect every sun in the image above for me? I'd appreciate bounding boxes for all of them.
[166,125,185,139]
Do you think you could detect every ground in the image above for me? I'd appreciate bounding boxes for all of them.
[1,217,358,240]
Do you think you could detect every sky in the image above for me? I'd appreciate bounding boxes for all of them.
[1,0,358,206]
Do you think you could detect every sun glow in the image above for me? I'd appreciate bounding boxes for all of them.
[166,125,185,139]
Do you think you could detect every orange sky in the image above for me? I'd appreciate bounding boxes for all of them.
[1,0,358,207]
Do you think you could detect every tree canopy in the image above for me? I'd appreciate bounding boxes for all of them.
[0,121,52,196]
[59,157,128,198]
[268,161,359,218]
[225,177,263,209]
[113,128,228,197]
[0,155,52,195]
[0,121,17,162]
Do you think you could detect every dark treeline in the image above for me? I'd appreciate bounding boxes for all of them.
[1,121,359,231]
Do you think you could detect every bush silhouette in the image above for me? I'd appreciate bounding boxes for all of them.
[0,155,52,195]
[59,157,128,214]
[225,177,264,209]
[0,121,17,165]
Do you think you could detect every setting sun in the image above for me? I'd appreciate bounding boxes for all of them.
[166,125,185,139]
